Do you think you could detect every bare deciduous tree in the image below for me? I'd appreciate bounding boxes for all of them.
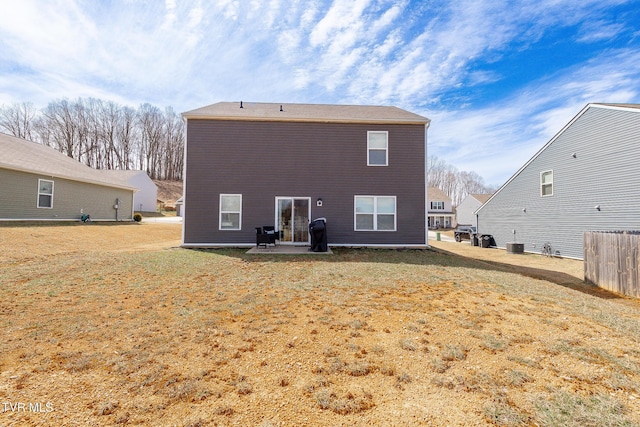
[428,156,497,206]
[1,98,184,180]
[0,102,38,140]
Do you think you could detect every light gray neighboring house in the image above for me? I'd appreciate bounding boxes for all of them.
[0,133,136,221]
[456,194,492,228]
[476,103,640,259]
[427,187,454,229]
[102,170,157,212]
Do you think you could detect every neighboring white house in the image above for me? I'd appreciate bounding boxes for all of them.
[456,194,492,228]
[103,170,157,212]
[476,103,640,259]
[427,186,454,229]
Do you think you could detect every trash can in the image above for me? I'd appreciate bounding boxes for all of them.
[309,217,327,252]
[472,234,479,246]
[436,232,441,241]
[481,234,492,248]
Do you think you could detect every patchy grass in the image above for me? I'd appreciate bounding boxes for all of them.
[533,391,635,427]
[1,223,640,426]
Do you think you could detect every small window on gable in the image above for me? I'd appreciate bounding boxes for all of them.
[219,194,242,230]
[367,131,388,166]
[430,201,444,210]
[37,179,54,208]
[541,170,553,196]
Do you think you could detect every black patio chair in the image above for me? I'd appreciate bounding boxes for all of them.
[256,226,279,248]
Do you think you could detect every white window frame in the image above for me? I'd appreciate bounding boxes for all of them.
[354,195,397,231]
[219,194,242,230]
[37,179,54,209]
[541,170,553,197]
[367,131,388,166]
[430,201,444,210]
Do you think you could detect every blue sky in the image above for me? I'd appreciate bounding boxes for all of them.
[0,0,639,186]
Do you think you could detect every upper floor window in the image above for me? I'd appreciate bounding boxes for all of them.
[367,131,388,166]
[541,170,553,196]
[430,201,444,210]
[37,179,54,208]
[219,194,242,230]
[355,196,396,231]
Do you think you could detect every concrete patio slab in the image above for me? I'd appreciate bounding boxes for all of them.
[246,245,333,255]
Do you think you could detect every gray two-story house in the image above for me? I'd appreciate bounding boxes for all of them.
[181,102,430,248]
[476,103,640,259]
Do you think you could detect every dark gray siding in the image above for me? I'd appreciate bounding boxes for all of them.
[183,120,426,246]
[0,168,134,221]
[477,106,640,259]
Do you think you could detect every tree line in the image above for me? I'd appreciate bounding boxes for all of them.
[428,156,499,206]
[1,99,496,197]
[0,99,184,180]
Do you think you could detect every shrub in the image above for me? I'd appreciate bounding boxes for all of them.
[133,213,142,222]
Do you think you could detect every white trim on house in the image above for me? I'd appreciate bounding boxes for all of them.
[540,170,553,197]
[424,123,430,247]
[180,242,428,249]
[37,178,54,209]
[274,196,312,245]
[354,195,397,231]
[367,131,388,166]
[219,194,242,230]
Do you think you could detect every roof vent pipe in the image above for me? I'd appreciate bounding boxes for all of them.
[240,101,243,109]
[280,105,283,112]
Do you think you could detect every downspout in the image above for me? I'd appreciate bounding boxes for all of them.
[424,120,431,248]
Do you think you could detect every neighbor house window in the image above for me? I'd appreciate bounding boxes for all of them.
[37,179,54,208]
[355,196,396,231]
[219,194,242,230]
[367,131,388,166]
[430,201,444,210]
[541,170,553,196]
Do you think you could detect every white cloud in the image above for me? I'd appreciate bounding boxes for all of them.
[309,0,369,47]
[162,0,177,30]
[577,20,625,43]
[0,0,638,186]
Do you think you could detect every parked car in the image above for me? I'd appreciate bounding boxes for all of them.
[454,225,476,242]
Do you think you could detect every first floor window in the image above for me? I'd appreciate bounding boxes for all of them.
[355,196,396,231]
[541,170,553,196]
[219,194,242,230]
[37,179,54,208]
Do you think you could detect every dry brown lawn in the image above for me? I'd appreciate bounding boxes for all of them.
[1,222,640,426]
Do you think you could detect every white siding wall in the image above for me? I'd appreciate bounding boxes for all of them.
[128,173,158,212]
[456,196,481,227]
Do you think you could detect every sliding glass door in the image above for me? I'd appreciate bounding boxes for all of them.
[276,197,310,244]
